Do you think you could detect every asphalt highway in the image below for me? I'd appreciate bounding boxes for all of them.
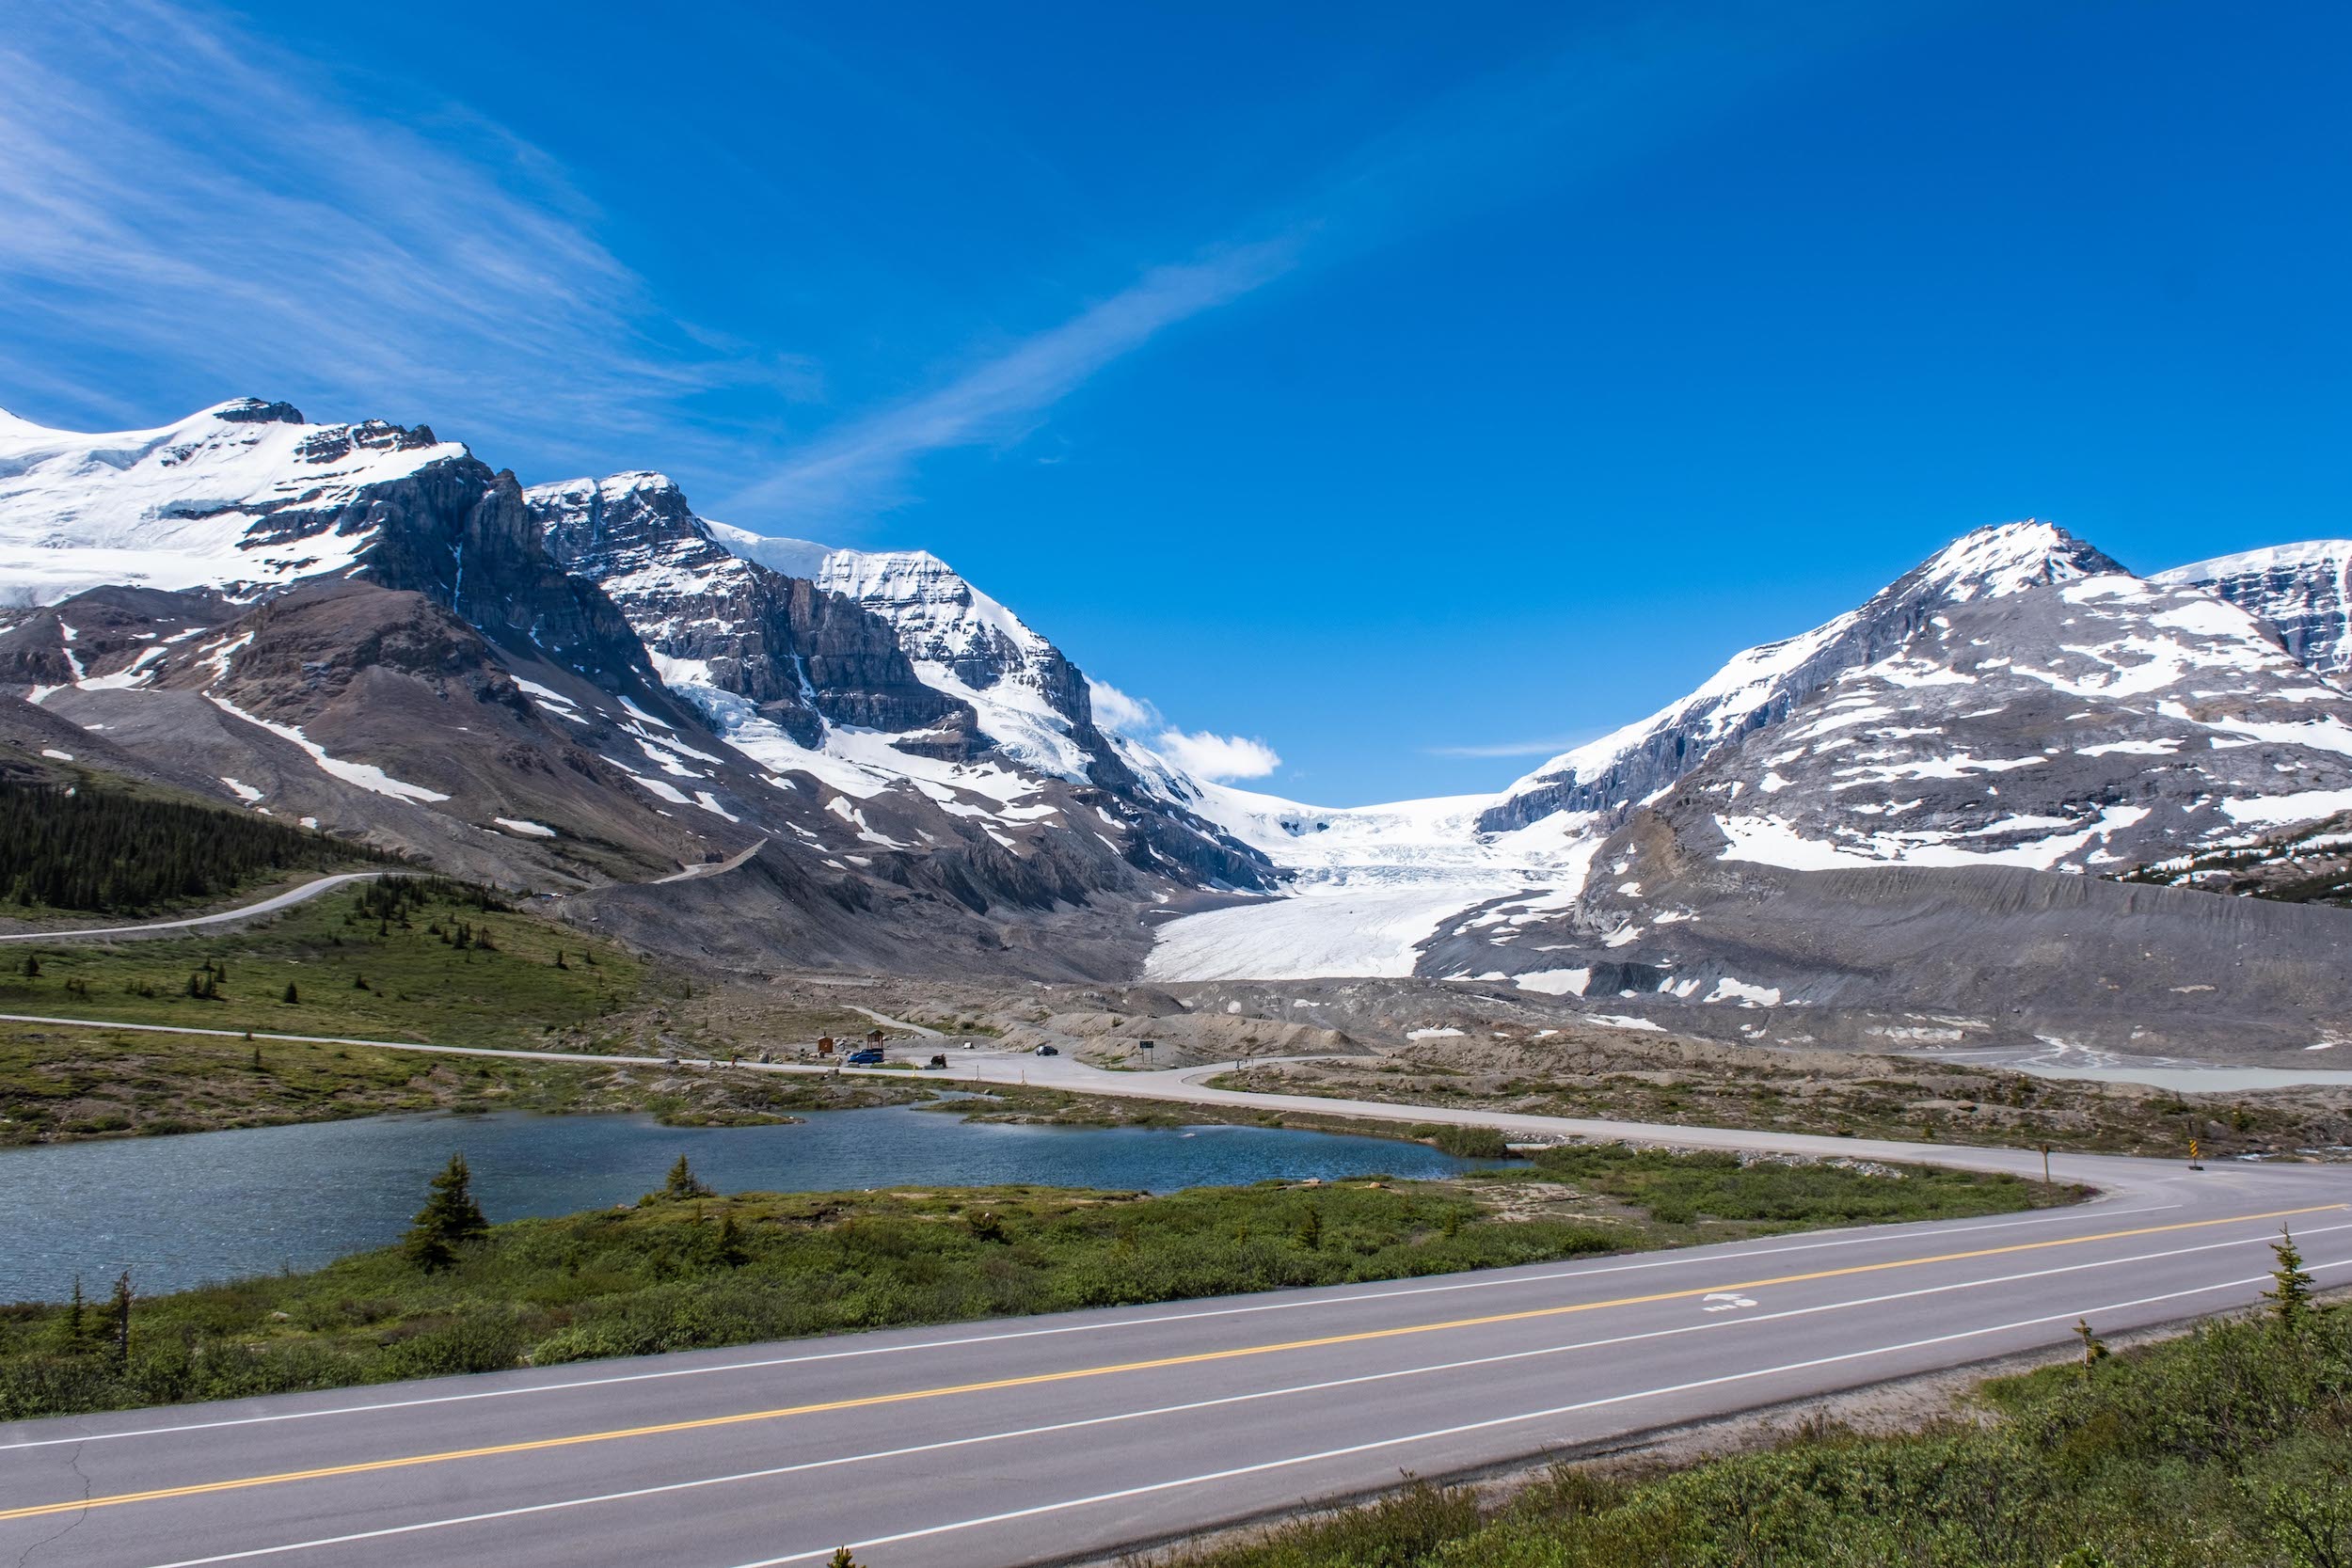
[3,1119,2346,1568]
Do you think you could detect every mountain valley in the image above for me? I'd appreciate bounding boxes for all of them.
[6,397,2352,1077]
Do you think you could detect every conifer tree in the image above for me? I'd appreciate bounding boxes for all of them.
[1296,1206,1323,1251]
[2267,1226,2316,1330]
[662,1155,712,1200]
[55,1275,88,1354]
[281,982,298,1004]
[405,1153,489,1271]
[106,1271,132,1367]
[715,1210,748,1267]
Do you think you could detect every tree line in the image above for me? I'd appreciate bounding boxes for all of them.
[0,781,393,914]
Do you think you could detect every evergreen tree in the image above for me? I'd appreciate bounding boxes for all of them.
[827,1551,862,1568]
[20,954,38,979]
[281,982,299,1004]
[662,1155,712,1200]
[405,1153,489,1271]
[53,1275,89,1354]
[106,1271,133,1368]
[2267,1226,2317,1330]
[715,1210,749,1267]
[1296,1206,1323,1251]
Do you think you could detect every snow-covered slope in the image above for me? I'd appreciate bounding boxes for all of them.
[535,478,1272,889]
[1482,522,2125,832]
[2154,541,2352,679]
[714,523,1103,783]
[1678,569,2352,872]
[0,400,466,603]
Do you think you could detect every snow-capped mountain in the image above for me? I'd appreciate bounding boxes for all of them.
[528,472,972,752]
[2154,541,2352,679]
[0,399,464,604]
[1482,522,2126,831]
[0,400,1263,966]
[708,521,1114,784]
[528,470,1272,889]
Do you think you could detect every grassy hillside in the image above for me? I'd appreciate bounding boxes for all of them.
[0,878,644,1047]
[0,1145,2056,1419]
[1140,1287,2347,1568]
[0,773,392,917]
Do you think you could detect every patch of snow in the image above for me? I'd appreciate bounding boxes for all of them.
[494,816,557,837]
[205,696,450,803]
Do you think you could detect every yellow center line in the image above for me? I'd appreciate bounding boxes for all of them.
[3,1201,2338,1525]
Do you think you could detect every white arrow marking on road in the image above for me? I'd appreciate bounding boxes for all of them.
[1702,1291,1759,1312]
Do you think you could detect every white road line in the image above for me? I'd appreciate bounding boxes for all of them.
[107,1233,2352,1567]
[6,1201,2183,1451]
[733,1255,2352,1568]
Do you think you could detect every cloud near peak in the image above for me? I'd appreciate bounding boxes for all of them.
[1152,728,1282,782]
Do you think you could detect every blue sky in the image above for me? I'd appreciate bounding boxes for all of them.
[3,1,2346,803]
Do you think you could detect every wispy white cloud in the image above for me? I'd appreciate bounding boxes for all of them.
[726,1,1916,528]
[0,1,770,471]
[1153,729,1283,782]
[723,236,1303,522]
[1422,734,1601,759]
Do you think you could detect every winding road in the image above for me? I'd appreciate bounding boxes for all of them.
[0,873,406,944]
[0,1037,2345,1566]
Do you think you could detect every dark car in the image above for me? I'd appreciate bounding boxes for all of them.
[1033,1044,1059,1056]
[845,1048,885,1065]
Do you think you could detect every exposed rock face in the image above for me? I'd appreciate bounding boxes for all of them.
[2154,541,2352,679]
[1481,523,2128,832]
[527,473,971,749]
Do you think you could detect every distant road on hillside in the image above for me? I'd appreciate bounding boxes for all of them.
[0,869,409,942]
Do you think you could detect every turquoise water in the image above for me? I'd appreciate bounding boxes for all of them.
[0,1103,1494,1302]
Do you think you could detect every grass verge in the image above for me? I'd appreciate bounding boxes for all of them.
[0,1144,2063,1420]
[1129,1292,2349,1568]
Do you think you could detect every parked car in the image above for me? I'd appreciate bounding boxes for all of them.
[1033,1044,1059,1056]
[845,1048,885,1065]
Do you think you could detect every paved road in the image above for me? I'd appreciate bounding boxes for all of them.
[2,1088,2345,1568]
[0,873,408,944]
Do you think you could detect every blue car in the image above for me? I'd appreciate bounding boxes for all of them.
[845,1048,885,1065]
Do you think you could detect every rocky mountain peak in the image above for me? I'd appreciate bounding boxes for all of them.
[1479,520,2135,833]
[1903,519,2124,603]
[208,398,307,425]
